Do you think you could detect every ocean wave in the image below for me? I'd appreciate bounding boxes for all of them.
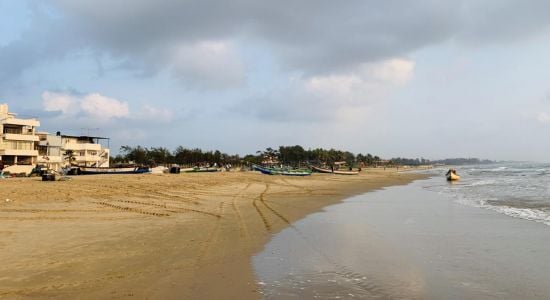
[466,179,497,187]
[489,206,550,226]
[454,195,550,226]
[426,163,550,226]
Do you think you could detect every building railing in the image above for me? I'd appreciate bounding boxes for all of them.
[2,128,34,135]
[63,143,102,151]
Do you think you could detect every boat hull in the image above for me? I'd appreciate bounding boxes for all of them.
[446,173,460,181]
[78,166,150,175]
[311,166,359,175]
[253,165,311,176]
[182,167,219,173]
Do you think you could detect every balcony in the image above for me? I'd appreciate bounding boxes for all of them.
[1,118,40,127]
[37,156,63,164]
[64,143,102,151]
[2,133,39,142]
[38,140,62,147]
[0,149,39,156]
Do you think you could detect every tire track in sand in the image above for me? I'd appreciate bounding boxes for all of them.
[194,198,227,264]
[258,184,292,226]
[195,180,256,263]
[252,183,272,232]
[230,182,252,240]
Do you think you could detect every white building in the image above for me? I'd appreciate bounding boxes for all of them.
[1,103,111,175]
[36,132,63,172]
[60,134,110,168]
[0,104,40,174]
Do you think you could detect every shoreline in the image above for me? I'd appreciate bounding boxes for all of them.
[254,176,550,299]
[0,169,426,299]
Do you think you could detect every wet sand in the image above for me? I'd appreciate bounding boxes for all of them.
[0,169,423,299]
[254,177,550,299]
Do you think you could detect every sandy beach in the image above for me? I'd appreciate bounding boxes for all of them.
[0,169,424,299]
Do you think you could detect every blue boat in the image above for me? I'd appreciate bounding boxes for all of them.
[252,164,311,176]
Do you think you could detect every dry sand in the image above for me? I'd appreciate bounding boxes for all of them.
[0,169,425,299]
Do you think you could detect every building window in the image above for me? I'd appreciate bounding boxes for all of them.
[5,141,33,150]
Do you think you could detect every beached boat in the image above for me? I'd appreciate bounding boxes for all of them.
[446,169,460,181]
[253,164,273,175]
[253,165,311,176]
[181,166,219,173]
[77,166,151,175]
[311,166,359,175]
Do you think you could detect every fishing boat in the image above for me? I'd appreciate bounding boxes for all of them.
[311,166,359,175]
[253,165,311,176]
[181,166,219,173]
[76,166,151,175]
[446,169,460,181]
[253,164,273,175]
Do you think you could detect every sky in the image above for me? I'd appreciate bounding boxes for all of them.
[1,0,550,161]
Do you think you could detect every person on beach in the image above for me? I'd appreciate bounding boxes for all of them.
[446,169,458,176]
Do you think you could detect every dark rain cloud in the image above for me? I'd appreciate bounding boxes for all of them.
[2,0,550,85]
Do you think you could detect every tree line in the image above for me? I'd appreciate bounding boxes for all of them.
[111,144,493,167]
[110,145,383,167]
[111,146,241,166]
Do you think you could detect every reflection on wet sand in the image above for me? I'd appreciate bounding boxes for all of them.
[254,177,550,299]
[254,199,426,299]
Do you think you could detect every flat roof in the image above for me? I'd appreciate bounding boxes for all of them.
[61,134,110,140]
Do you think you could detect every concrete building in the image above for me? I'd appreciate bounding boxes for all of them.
[60,134,110,168]
[0,104,40,174]
[36,132,63,172]
[1,103,111,175]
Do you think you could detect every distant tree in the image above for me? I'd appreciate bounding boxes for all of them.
[343,151,355,167]
[243,154,261,165]
[257,147,279,164]
[279,145,306,166]
[64,150,76,166]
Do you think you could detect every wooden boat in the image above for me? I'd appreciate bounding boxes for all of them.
[253,165,311,176]
[77,166,150,175]
[181,166,219,173]
[311,166,359,175]
[253,164,273,175]
[280,168,311,176]
[446,169,460,181]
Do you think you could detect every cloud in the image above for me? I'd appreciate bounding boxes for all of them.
[3,0,550,86]
[170,40,245,88]
[42,91,129,120]
[41,90,178,123]
[42,90,79,115]
[137,105,175,122]
[305,59,415,102]
[242,58,415,122]
[80,93,129,119]
[537,112,550,124]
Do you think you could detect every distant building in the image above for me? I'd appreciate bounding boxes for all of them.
[1,103,111,175]
[36,132,63,171]
[60,134,110,168]
[0,104,40,174]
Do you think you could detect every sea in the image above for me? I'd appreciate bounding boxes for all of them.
[424,162,550,226]
[253,162,550,299]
